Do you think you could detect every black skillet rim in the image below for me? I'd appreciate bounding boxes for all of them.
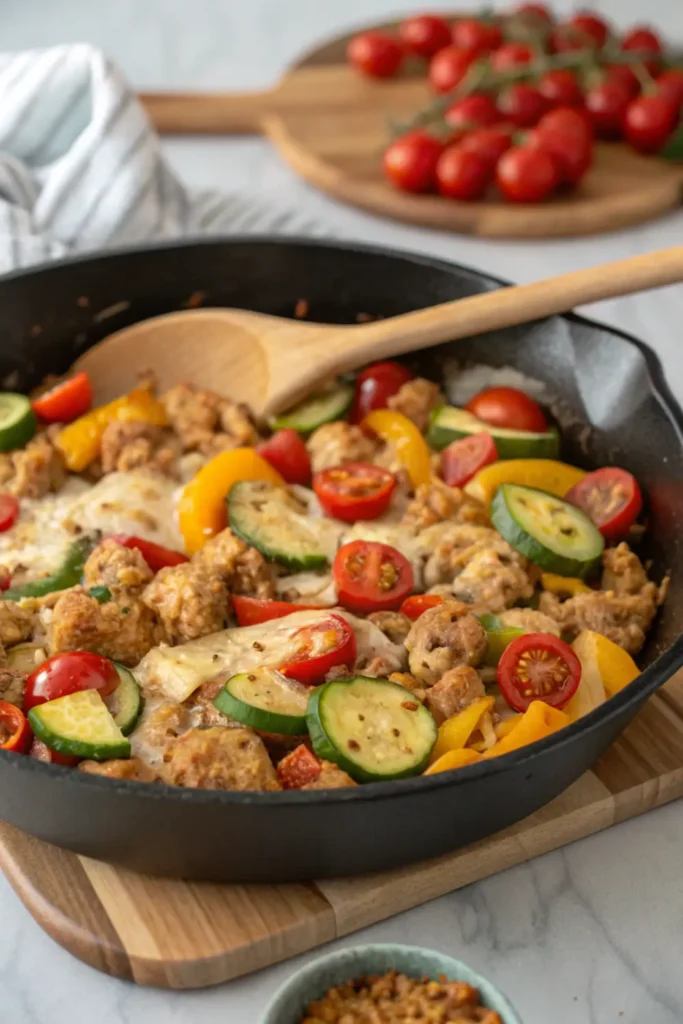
[1,234,682,806]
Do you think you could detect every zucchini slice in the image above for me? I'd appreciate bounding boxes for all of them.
[28,689,131,761]
[0,393,36,451]
[214,669,308,735]
[307,676,437,783]
[491,482,604,577]
[271,381,354,436]
[228,480,334,570]
[477,613,525,667]
[106,664,144,736]
[428,405,559,460]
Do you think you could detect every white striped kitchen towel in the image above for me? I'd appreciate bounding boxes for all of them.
[0,43,330,274]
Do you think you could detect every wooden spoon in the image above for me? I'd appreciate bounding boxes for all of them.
[76,246,683,415]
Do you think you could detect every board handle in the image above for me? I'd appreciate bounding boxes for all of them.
[140,90,276,135]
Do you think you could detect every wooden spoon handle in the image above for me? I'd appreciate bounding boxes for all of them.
[339,246,683,367]
[140,90,276,134]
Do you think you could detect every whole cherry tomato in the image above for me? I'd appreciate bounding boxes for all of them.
[538,69,583,108]
[459,126,513,168]
[452,18,502,54]
[436,147,493,200]
[257,428,311,485]
[32,372,93,423]
[552,13,609,51]
[349,361,414,423]
[347,31,404,78]
[441,432,498,487]
[444,93,499,133]
[383,131,444,193]
[0,494,19,533]
[313,462,396,523]
[466,387,547,432]
[490,42,534,72]
[515,3,553,24]
[24,651,119,713]
[656,70,683,112]
[565,466,642,542]
[498,633,581,712]
[604,64,640,99]
[584,80,632,139]
[621,26,663,74]
[623,94,678,153]
[496,146,560,203]
[528,106,593,185]
[429,45,478,93]
[399,14,451,58]
[333,540,414,615]
[497,83,547,127]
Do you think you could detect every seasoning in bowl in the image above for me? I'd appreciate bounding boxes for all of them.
[300,968,503,1023]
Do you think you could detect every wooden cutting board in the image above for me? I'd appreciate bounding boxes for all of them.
[140,18,683,239]
[1,669,683,989]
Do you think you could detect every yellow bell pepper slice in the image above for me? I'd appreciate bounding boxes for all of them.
[566,631,638,721]
[55,387,168,472]
[430,696,495,763]
[592,633,639,698]
[178,448,283,555]
[361,409,432,489]
[541,572,591,597]
[495,714,523,740]
[465,459,586,506]
[482,700,570,759]
[424,747,481,775]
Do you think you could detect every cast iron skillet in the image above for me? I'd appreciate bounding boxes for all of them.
[0,238,681,883]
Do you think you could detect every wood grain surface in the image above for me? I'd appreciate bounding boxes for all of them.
[1,670,682,989]
[140,19,683,239]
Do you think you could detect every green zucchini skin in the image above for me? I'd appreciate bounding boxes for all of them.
[214,671,308,735]
[428,405,560,460]
[228,480,329,571]
[109,664,144,736]
[491,483,604,577]
[477,613,526,667]
[28,690,131,761]
[271,382,354,435]
[0,393,36,452]
[4,532,100,601]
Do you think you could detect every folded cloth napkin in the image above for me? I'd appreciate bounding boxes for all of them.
[0,44,330,274]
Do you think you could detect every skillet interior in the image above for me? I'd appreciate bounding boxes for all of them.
[0,237,682,882]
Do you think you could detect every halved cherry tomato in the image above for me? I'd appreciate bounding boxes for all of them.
[334,540,414,614]
[279,613,356,687]
[400,593,444,621]
[564,467,642,543]
[257,429,311,485]
[232,596,320,627]
[29,737,79,767]
[32,371,93,423]
[0,701,31,753]
[313,462,396,523]
[350,361,414,424]
[24,651,119,713]
[111,535,189,571]
[441,433,498,487]
[466,387,547,432]
[498,633,581,712]
[0,494,19,533]
[277,744,323,789]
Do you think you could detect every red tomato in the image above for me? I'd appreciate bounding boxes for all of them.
[232,596,321,627]
[0,701,31,753]
[497,83,547,127]
[498,633,581,712]
[0,494,19,533]
[24,651,119,713]
[383,131,444,193]
[112,535,189,571]
[552,13,609,52]
[279,613,356,686]
[429,45,478,93]
[538,69,584,108]
[334,540,414,615]
[441,432,498,487]
[436,147,493,200]
[604,64,640,99]
[528,106,593,184]
[313,462,396,523]
[399,14,451,58]
[257,428,311,485]
[29,737,79,767]
[515,3,553,23]
[277,744,323,789]
[400,593,445,621]
[444,93,499,133]
[32,371,92,423]
[349,361,414,423]
[621,26,663,74]
[459,127,513,168]
[466,387,547,432]
[452,18,502,55]
[347,31,404,78]
[584,80,631,139]
[656,69,683,112]
[496,146,560,203]
[623,94,678,153]
[490,43,534,73]
[564,467,642,543]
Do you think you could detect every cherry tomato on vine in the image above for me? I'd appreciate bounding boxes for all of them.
[458,126,513,168]
[623,94,678,153]
[496,146,560,203]
[656,69,683,112]
[515,3,553,24]
[584,80,632,139]
[621,26,663,74]
[490,42,534,72]
[466,387,547,432]
[552,13,609,52]
[604,64,640,99]
[383,131,444,193]
[436,146,493,200]
[347,31,404,78]
[538,69,583,108]
[399,14,451,59]
[497,83,547,127]
[498,633,581,712]
[444,93,499,133]
[349,361,414,424]
[452,18,502,55]
[528,106,593,185]
[429,45,478,93]
[565,466,642,543]
[441,432,498,487]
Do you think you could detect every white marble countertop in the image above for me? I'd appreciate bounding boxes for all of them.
[2,1,683,1022]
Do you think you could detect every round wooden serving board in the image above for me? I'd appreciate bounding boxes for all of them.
[141,18,683,239]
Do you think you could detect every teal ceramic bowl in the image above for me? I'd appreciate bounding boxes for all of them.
[260,943,523,1023]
